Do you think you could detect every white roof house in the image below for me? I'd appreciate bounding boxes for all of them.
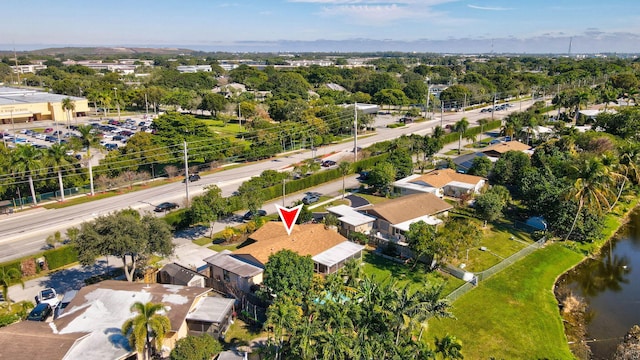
[326,205,376,227]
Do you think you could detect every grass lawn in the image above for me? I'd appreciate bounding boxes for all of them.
[208,242,244,252]
[444,149,473,156]
[353,193,390,205]
[311,198,349,212]
[362,251,465,296]
[427,243,582,359]
[223,319,267,349]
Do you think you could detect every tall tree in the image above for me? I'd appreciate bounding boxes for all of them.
[263,249,314,299]
[338,161,351,199]
[10,145,43,206]
[75,209,174,281]
[453,118,469,154]
[564,157,616,241]
[61,97,76,128]
[188,185,228,238]
[122,302,171,360]
[75,125,101,196]
[43,143,72,202]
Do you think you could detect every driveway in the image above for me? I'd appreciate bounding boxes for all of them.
[346,195,370,208]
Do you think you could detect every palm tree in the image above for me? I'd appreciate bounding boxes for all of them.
[564,157,616,241]
[432,125,445,140]
[10,145,44,206]
[338,161,351,199]
[0,267,24,303]
[435,335,464,359]
[477,118,489,145]
[121,301,171,360]
[61,97,76,128]
[453,118,469,154]
[266,298,301,359]
[76,125,100,196]
[43,144,72,202]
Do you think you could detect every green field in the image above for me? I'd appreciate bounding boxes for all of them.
[427,243,582,359]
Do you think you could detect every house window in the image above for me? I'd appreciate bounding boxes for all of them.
[223,269,230,282]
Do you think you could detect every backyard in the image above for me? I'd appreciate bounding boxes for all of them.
[427,243,582,359]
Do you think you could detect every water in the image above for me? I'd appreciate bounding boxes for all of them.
[560,208,640,359]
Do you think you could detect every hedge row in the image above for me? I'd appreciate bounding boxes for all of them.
[43,246,79,270]
[440,119,502,144]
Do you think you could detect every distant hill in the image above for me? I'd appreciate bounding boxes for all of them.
[0,47,195,57]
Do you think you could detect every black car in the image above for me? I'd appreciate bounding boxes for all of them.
[27,303,52,321]
[182,174,201,183]
[321,160,337,167]
[154,202,179,212]
[243,209,267,221]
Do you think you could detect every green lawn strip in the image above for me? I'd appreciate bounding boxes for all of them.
[444,149,473,156]
[223,318,267,348]
[208,243,243,252]
[312,199,349,213]
[427,243,582,359]
[362,251,464,295]
[354,193,390,205]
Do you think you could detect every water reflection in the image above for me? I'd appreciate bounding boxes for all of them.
[560,208,640,359]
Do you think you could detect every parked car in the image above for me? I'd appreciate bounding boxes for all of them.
[104,143,118,151]
[154,202,179,212]
[55,290,78,319]
[27,303,52,321]
[302,193,321,205]
[44,128,54,133]
[36,288,60,308]
[243,209,267,221]
[183,174,201,183]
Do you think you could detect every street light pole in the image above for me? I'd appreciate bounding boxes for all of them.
[10,110,16,145]
[113,87,121,122]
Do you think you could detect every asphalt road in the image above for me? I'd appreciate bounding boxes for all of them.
[0,100,536,262]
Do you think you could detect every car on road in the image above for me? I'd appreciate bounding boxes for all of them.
[36,288,60,308]
[27,303,52,322]
[243,209,267,221]
[302,193,321,205]
[182,174,201,183]
[44,128,54,133]
[154,202,179,212]
[321,160,337,167]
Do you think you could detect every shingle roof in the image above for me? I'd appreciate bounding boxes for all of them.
[360,193,452,225]
[238,223,348,265]
[482,140,531,154]
[160,263,203,284]
[0,321,84,360]
[409,168,485,188]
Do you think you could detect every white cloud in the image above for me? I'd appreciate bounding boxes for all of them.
[302,0,456,24]
[467,4,512,11]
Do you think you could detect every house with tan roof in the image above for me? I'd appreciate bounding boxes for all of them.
[0,281,235,360]
[481,140,532,158]
[204,223,364,294]
[359,193,453,243]
[393,168,486,198]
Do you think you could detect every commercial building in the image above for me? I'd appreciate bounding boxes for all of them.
[0,87,89,125]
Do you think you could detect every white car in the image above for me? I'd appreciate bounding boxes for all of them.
[36,288,60,308]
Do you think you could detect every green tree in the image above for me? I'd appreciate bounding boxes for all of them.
[435,335,464,359]
[477,118,490,144]
[61,97,76,128]
[368,162,396,197]
[338,161,351,199]
[75,124,101,195]
[198,93,226,118]
[266,297,303,359]
[189,185,228,238]
[0,267,23,303]
[75,209,174,281]
[263,249,314,299]
[474,186,511,222]
[467,156,492,177]
[122,302,171,360]
[169,334,223,360]
[9,145,43,206]
[453,118,469,154]
[564,157,616,241]
[43,143,73,202]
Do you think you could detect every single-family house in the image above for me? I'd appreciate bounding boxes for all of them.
[453,152,492,174]
[0,281,234,360]
[481,140,531,158]
[393,168,486,198]
[359,193,453,243]
[326,204,376,237]
[204,223,365,294]
[158,263,206,287]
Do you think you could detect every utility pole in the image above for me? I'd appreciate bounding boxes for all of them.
[144,93,149,117]
[491,94,497,121]
[183,141,190,205]
[113,87,121,122]
[425,80,431,119]
[463,94,467,113]
[440,102,444,127]
[354,102,358,162]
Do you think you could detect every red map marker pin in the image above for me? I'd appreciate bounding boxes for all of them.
[275,204,303,236]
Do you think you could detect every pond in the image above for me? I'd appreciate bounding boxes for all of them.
[559,208,640,359]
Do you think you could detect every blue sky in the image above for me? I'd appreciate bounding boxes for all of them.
[2,0,639,53]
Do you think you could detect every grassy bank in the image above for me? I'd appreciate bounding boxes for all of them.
[427,243,582,359]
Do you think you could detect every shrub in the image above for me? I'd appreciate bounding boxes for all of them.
[43,245,79,270]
